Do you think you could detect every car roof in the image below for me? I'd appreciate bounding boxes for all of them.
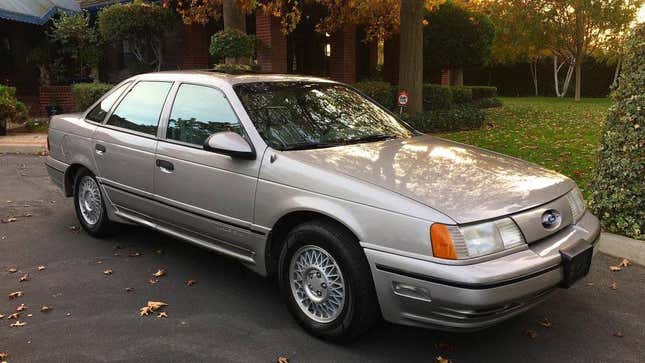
[134,70,338,86]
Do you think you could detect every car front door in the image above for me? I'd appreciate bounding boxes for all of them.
[92,80,173,213]
[153,83,264,256]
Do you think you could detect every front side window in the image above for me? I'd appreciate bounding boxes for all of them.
[85,82,130,123]
[234,82,414,150]
[106,81,172,136]
[166,84,243,146]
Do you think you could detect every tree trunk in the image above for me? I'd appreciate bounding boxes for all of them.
[223,0,248,65]
[612,56,622,87]
[529,61,538,96]
[398,0,424,114]
[574,60,582,101]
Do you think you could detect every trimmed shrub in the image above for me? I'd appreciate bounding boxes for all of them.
[403,104,485,133]
[474,97,503,109]
[590,24,645,240]
[0,85,29,124]
[210,29,256,61]
[212,63,260,74]
[469,86,497,100]
[353,81,396,109]
[72,83,114,111]
[423,84,453,110]
[450,86,473,104]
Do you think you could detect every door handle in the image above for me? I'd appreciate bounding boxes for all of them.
[156,159,174,173]
[95,144,106,155]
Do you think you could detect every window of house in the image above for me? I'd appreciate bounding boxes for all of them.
[166,84,243,146]
[106,81,172,136]
[85,82,131,122]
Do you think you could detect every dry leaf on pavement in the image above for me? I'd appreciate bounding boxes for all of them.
[37,265,46,271]
[139,306,153,316]
[157,312,168,318]
[0,352,7,361]
[139,301,168,317]
[103,269,113,276]
[1,218,17,223]
[8,291,23,299]
[18,273,29,282]
[436,357,451,363]
[610,281,618,290]
[277,357,289,363]
[125,287,134,292]
[618,258,630,268]
[609,265,622,272]
[9,320,26,328]
[185,280,197,286]
[68,225,79,232]
[539,318,552,328]
[15,304,26,312]
[523,329,538,339]
[41,305,53,313]
[0,314,4,319]
[7,313,19,320]
[613,331,624,338]
[148,278,158,285]
[7,267,17,273]
[23,212,32,217]
[152,269,166,278]
[128,252,141,257]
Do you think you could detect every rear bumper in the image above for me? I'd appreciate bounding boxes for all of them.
[364,211,600,331]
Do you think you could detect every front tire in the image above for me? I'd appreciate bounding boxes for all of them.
[278,220,380,342]
[73,170,115,237]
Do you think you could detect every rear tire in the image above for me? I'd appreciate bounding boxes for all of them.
[73,169,116,237]
[278,220,380,342]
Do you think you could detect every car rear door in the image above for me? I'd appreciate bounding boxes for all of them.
[92,80,173,213]
[152,82,264,255]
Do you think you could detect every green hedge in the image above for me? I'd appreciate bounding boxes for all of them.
[402,105,486,133]
[474,97,502,109]
[352,81,397,110]
[422,84,453,110]
[72,83,114,111]
[590,24,644,240]
[0,85,29,131]
[470,86,497,100]
[450,86,473,104]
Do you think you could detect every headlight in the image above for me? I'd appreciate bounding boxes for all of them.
[431,218,525,260]
[566,187,586,222]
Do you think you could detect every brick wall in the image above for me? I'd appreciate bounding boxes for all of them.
[329,26,357,84]
[39,86,76,115]
[255,11,287,73]
[179,24,211,69]
[440,69,451,85]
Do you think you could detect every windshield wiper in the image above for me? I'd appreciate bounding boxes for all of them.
[279,142,342,151]
[341,134,397,145]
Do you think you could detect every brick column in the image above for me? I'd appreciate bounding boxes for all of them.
[179,24,210,69]
[329,26,357,84]
[255,11,287,73]
[440,69,451,85]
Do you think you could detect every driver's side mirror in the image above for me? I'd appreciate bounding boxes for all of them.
[204,132,256,160]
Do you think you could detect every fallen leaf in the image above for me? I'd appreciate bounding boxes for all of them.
[7,267,17,273]
[152,269,166,278]
[524,329,538,339]
[185,280,197,286]
[155,249,163,255]
[0,314,4,319]
[157,312,168,318]
[139,306,153,317]
[19,273,29,282]
[587,282,595,286]
[37,265,46,271]
[68,225,79,232]
[128,251,141,257]
[16,304,26,312]
[96,260,103,265]
[23,212,32,217]
[618,258,630,268]
[26,314,32,317]
[0,352,6,361]
[125,287,134,292]
[436,357,451,363]
[147,301,167,311]
[609,265,622,272]
[539,318,552,328]
[7,313,19,319]
[66,312,71,317]
[613,331,624,338]
[1,218,17,223]
[10,320,26,327]
[610,281,618,290]
[148,278,158,285]
[103,269,113,276]
[41,305,53,313]
[8,291,23,299]
[277,357,289,363]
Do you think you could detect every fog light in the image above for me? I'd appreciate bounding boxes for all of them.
[392,282,432,302]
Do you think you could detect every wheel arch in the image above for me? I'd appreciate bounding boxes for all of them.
[63,163,94,197]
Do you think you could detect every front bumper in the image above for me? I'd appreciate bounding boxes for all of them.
[364,210,600,331]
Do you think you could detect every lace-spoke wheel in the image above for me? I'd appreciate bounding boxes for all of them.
[73,170,116,237]
[289,245,346,323]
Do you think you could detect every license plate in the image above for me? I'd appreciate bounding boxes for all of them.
[560,243,593,288]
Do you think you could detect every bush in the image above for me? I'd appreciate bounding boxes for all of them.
[72,83,114,111]
[450,86,473,104]
[209,29,256,61]
[469,86,497,100]
[423,84,453,110]
[402,104,485,133]
[590,24,645,240]
[474,97,503,109]
[353,81,396,109]
[212,63,260,74]
[0,85,29,124]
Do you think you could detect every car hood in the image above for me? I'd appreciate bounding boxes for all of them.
[283,135,574,223]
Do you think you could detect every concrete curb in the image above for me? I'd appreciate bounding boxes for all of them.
[0,134,47,155]
[597,232,645,266]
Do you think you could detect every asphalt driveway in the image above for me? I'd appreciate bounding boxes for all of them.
[1,155,643,363]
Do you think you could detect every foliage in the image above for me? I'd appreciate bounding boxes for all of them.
[352,81,396,109]
[422,84,453,110]
[590,24,644,240]
[0,86,29,126]
[211,63,260,74]
[71,83,114,111]
[423,1,495,69]
[98,0,175,72]
[49,12,101,79]
[450,86,473,104]
[403,104,486,132]
[470,86,497,100]
[474,97,503,109]
[443,97,611,197]
[209,29,255,60]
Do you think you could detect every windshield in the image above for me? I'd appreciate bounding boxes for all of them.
[234,82,415,150]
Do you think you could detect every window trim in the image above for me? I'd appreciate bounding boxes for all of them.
[82,81,133,125]
[101,80,174,139]
[158,81,251,149]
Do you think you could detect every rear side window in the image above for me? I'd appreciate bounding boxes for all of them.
[166,84,243,146]
[106,81,172,136]
[85,82,130,123]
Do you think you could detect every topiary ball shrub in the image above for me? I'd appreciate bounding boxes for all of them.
[209,29,256,61]
[590,24,645,240]
[352,81,397,110]
[72,83,114,111]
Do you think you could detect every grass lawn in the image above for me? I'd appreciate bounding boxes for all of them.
[440,97,611,197]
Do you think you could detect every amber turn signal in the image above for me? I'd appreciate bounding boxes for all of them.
[430,224,457,259]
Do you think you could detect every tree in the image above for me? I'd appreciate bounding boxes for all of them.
[98,0,175,72]
[423,1,495,86]
[399,0,424,114]
[49,12,102,81]
[590,24,644,239]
